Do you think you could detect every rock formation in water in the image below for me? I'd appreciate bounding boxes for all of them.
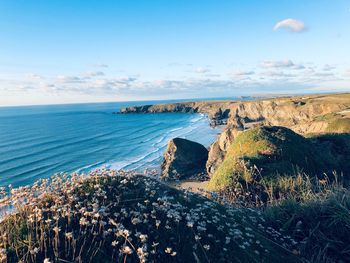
[119,101,233,126]
[121,93,350,177]
[161,138,208,180]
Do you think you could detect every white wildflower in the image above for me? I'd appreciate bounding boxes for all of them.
[121,245,133,254]
[165,247,172,254]
[111,240,119,247]
[203,244,210,251]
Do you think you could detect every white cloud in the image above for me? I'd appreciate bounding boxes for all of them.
[260,60,306,70]
[322,64,336,71]
[261,71,296,78]
[116,76,137,83]
[260,60,295,68]
[56,75,85,84]
[292,64,305,70]
[233,70,255,76]
[273,18,306,32]
[2,60,349,106]
[83,71,105,77]
[195,67,210,74]
[344,70,350,77]
[26,73,43,80]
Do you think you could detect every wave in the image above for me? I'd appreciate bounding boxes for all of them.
[190,114,205,123]
[0,131,118,167]
[74,161,106,173]
[119,146,164,170]
[0,104,219,187]
[1,162,62,186]
[106,118,213,173]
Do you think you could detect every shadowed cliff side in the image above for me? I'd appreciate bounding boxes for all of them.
[120,93,350,176]
[161,138,208,180]
[207,126,350,193]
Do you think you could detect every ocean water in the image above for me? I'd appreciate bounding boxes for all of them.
[0,101,220,187]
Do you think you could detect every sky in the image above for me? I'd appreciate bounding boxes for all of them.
[0,0,350,106]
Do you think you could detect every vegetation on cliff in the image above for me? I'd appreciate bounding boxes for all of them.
[207,126,321,191]
[326,117,350,133]
[1,93,350,262]
[263,186,350,262]
[206,126,350,205]
[0,171,300,263]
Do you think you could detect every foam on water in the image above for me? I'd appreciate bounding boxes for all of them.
[0,101,221,187]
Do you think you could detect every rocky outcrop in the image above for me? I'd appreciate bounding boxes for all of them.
[120,94,350,131]
[119,101,235,126]
[120,93,350,177]
[206,128,241,175]
[206,94,350,176]
[207,126,350,191]
[161,138,208,180]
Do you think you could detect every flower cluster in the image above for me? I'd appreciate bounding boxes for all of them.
[0,169,299,262]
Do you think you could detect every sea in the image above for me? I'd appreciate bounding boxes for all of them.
[0,100,224,188]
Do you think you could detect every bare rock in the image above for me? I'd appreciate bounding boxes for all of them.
[161,138,208,180]
[206,128,241,175]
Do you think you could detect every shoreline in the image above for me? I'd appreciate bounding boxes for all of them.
[1,92,350,262]
[0,111,220,189]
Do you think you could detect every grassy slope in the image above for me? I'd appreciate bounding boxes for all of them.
[0,172,300,263]
[207,124,350,192]
[207,126,325,191]
[263,188,350,262]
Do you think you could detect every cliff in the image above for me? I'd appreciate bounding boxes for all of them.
[120,94,350,131]
[119,101,234,126]
[207,126,350,192]
[161,138,208,180]
[121,93,350,176]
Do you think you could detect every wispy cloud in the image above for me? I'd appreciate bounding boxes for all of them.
[273,18,307,32]
[260,60,306,70]
[1,59,349,106]
[261,71,296,78]
[261,60,294,69]
[195,67,211,74]
[232,70,255,76]
[93,63,109,68]
[26,73,44,80]
[56,75,86,84]
[83,71,105,77]
[322,64,336,71]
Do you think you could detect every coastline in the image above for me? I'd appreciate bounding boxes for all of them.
[120,92,350,190]
[1,92,350,262]
[0,105,221,188]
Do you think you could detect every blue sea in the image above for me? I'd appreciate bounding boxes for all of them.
[0,100,221,187]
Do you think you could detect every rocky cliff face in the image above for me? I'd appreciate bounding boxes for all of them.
[120,101,234,126]
[206,94,350,176]
[206,128,241,175]
[120,93,350,176]
[161,138,208,180]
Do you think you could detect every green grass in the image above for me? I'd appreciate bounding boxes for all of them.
[263,187,350,262]
[0,171,301,263]
[313,112,339,122]
[326,117,350,133]
[207,125,350,194]
[208,165,350,262]
[207,126,325,191]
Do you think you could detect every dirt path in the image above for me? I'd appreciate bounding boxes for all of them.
[169,180,209,193]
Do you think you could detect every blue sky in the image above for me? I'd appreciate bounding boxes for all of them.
[0,0,350,106]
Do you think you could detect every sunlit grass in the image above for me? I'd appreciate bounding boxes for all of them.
[0,170,299,263]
